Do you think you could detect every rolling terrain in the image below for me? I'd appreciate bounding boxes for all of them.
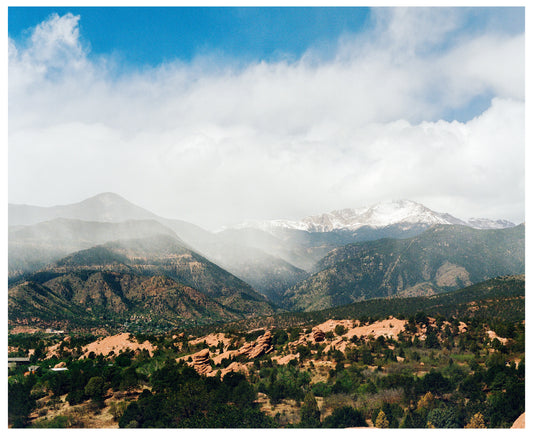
[217,274,525,333]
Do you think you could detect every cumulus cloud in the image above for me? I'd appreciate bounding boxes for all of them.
[8,9,525,229]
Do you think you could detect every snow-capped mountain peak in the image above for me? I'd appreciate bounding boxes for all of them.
[299,200,464,232]
[466,218,516,230]
[230,200,514,234]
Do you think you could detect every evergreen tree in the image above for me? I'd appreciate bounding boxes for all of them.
[84,376,106,405]
[323,406,367,428]
[299,392,321,428]
[8,378,36,427]
[426,407,462,428]
[400,408,426,428]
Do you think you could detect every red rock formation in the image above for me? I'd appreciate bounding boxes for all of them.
[239,331,273,359]
[511,413,525,428]
[192,348,212,375]
[312,327,325,342]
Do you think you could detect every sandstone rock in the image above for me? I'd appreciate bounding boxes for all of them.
[219,361,249,377]
[239,342,254,355]
[239,331,273,359]
[312,327,325,342]
[192,348,212,375]
[511,412,525,428]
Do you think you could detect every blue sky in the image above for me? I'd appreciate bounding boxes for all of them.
[8,7,524,123]
[8,7,525,228]
[9,7,372,66]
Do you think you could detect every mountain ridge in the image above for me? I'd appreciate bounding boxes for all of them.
[284,223,525,312]
[8,234,278,332]
[9,193,521,308]
[8,194,309,299]
[228,199,516,233]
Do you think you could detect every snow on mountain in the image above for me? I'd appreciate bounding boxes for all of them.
[231,200,515,233]
[466,218,516,230]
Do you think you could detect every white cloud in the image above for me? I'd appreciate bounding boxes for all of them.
[368,7,463,56]
[29,13,83,62]
[8,9,525,229]
[439,34,525,102]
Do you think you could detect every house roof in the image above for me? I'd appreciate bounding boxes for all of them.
[8,357,30,363]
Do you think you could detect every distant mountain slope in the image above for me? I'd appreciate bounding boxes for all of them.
[313,274,525,324]
[8,218,180,278]
[284,224,525,311]
[39,235,277,317]
[220,200,516,273]
[189,240,309,305]
[9,193,308,300]
[214,275,525,334]
[9,192,159,226]
[8,269,242,332]
[218,222,449,272]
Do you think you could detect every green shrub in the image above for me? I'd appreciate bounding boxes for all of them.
[323,406,367,428]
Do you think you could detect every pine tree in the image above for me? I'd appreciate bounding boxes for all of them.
[299,391,321,428]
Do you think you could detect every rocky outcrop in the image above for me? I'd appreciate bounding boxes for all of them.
[312,327,325,342]
[239,331,273,359]
[192,348,212,375]
[219,361,249,377]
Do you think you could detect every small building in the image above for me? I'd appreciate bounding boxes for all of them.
[28,365,41,373]
[8,357,30,366]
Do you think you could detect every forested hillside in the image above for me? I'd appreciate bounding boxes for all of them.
[284,224,524,311]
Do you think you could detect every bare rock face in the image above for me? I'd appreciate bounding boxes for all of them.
[312,327,325,342]
[238,342,254,356]
[239,331,273,359]
[192,348,212,375]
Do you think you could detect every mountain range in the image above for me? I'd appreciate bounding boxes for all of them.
[9,193,309,301]
[8,193,524,331]
[228,199,515,233]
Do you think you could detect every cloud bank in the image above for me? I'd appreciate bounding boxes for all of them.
[9,9,525,229]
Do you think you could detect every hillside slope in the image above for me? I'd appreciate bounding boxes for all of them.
[8,218,179,279]
[9,193,308,301]
[284,224,524,311]
[204,274,525,334]
[9,234,276,331]
[9,270,241,332]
